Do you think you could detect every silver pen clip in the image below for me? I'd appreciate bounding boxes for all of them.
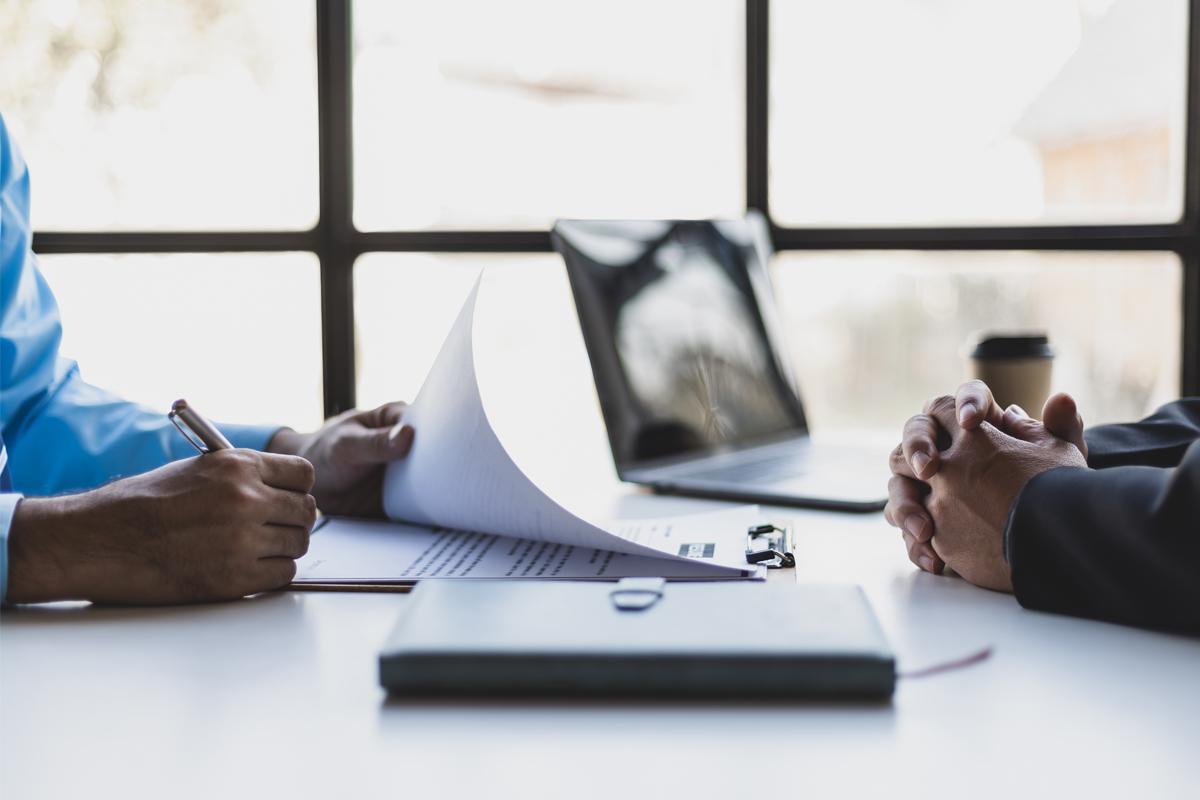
[168,408,209,454]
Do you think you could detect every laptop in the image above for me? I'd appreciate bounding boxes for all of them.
[551,212,888,512]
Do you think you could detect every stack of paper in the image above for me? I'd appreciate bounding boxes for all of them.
[295,275,766,584]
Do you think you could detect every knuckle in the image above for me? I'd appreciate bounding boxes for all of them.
[225,483,261,514]
[888,474,919,499]
[298,458,316,488]
[902,414,932,434]
[925,394,956,417]
[215,449,259,480]
[224,448,256,467]
[926,493,948,521]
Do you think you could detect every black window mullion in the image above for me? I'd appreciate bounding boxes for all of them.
[1183,0,1200,395]
[316,0,357,418]
[30,230,317,254]
[1185,253,1199,395]
[770,224,1194,252]
[746,0,769,215]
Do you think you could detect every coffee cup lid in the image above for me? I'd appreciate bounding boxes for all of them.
[970,334,1054,360]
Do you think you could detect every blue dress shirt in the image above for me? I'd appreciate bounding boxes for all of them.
[0,115,279,602]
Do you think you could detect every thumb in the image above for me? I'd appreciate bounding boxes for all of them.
[1000,404,1053,444]
[342,422,415,464]
[1041,392,1087,458]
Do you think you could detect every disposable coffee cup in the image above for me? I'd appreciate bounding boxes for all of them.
[969,334,1054,419]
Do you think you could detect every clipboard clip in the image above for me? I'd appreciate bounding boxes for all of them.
[745,524,795,569]
[610,577,666,611]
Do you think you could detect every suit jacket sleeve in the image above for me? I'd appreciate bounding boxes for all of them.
[1005,399,1200,634]
[1083,398,1200,469]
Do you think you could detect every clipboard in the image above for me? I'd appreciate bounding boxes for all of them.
[289,513,792,593]
[379,580,895,699]
[289,582,415,594]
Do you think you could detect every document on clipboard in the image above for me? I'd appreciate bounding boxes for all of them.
[294,505,772,588]
[292,274,793,589]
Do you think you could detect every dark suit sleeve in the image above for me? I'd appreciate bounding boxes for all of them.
[1084,398,1200,468]
[1005,437,1200,634]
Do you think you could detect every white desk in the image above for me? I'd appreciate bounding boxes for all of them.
[3,270,1198,798]
[4,498,1199,799]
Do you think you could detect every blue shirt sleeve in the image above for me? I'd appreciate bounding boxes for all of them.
[0,115,279,603]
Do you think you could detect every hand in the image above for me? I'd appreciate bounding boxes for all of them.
[267,402,414,517]
[887,391,1088,591]
[885,380,1087,576]
[6,449,317,604]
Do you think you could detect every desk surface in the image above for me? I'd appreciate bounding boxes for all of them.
[3,270,1198,798]
[4,500,1199,799]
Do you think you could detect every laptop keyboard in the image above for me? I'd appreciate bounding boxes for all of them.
[675,452,809,484]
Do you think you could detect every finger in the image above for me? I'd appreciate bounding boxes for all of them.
[260,487,318,529]
[256,453,316,492]
[889,445,919,480]
[255,524,311,558]
[923,394,962,442]
[885,475,934,542]
[901,415,941,479]
[955,380,1003,430]
[1041,392,1087,457]
[356,401,409,429]
[338,422,415,465]
[1001,404,1052,444]
[902,530,944,574]
[253,557,299,591]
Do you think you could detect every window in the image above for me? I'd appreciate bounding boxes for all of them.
[770,0,1191,227]
[353,0,744,230]
[38,253,324,430]
[7,0,1198,435]
[1,1,318,230]
[771,251,1181,433]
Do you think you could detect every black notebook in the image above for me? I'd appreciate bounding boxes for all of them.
[379,580,895,699]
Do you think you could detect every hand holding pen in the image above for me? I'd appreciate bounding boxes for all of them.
[5,400,317,604]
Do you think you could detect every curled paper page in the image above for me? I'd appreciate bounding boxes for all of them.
[382,274,750,576]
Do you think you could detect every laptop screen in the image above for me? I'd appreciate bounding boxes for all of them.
[553,215,808,470]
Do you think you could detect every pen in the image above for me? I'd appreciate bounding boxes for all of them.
[169,398,233,453]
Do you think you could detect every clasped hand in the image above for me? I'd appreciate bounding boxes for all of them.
[884,381,1088,592]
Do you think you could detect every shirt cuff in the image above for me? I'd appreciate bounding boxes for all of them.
[0,493,25,605]
[220,424,283,453]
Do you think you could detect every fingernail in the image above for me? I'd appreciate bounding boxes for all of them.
[390,424,414,453]
[903,514,927,540]
[919,555,937,572]
[911,451,931,477]
[958,401,977,425]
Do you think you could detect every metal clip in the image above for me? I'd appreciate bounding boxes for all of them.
[168,408,209,454]
[745,523,796,568]
[610,577,666,611]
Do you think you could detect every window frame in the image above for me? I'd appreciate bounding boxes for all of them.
[30,0,1200,419]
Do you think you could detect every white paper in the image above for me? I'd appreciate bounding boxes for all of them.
[296,510,766,583]
[382,275,751,577]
